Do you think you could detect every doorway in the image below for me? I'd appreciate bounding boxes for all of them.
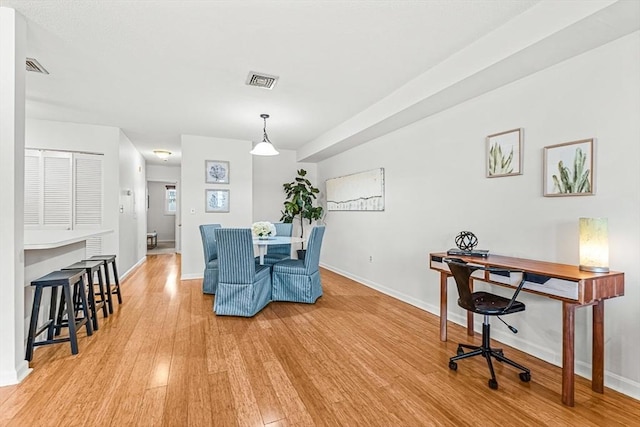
[147,181,177,254]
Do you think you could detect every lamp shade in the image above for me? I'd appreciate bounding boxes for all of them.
[579,217,609,273]
[250,141,279,156]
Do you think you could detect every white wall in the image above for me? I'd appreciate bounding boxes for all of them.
[181,135,252,279]
[0,6,28,386]
[118,130,147,276]
[147,181,176,241]
[252,149,318,239]
[147,164,181,181]
[317,32,640,398]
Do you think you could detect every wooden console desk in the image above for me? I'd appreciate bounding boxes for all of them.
[429,252,624,406]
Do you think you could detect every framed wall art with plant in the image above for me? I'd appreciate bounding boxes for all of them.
[205,189,230,212]
[486,128,523,177]
[543,138,594,197]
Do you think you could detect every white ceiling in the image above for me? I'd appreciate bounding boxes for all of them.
[2,0,543,165]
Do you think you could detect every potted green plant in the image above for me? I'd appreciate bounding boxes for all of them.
[280,169,324,260]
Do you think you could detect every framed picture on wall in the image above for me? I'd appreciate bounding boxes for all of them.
[486,128,523,177]
[205,160,229,184]
[205,189,230,212]
[543,138,595,197]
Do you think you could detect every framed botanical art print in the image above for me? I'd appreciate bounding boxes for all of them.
[486,128,523,177]
[543,138,594,197]
[205,189,230,212]
[205,160,229,184]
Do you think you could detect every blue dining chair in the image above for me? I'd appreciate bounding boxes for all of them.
[272,226,325,303]
[199,224,221,294]
[261,222,293,266]
[214,228,272,316]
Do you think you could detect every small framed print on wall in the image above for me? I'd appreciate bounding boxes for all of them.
[486,128,523,178]
[205,160,229,184]
[205,189,230,213]
[543,138,594,197]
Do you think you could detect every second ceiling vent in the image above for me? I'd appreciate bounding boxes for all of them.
[246,71,278,90]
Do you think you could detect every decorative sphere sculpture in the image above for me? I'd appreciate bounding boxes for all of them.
[455,231,478,251]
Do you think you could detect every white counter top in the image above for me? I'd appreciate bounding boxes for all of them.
[24,229,113,250]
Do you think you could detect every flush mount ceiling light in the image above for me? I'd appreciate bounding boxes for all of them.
[250,114,279,156]
[153,150,172,161]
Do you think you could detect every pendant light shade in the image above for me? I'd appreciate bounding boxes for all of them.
[250,114,279,156]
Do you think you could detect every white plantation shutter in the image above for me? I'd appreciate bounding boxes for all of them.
[23,150,104,249]
[24,150,42,227]
[85,237,102,258]
[74,153,103,258]
[74,153,103,227]
[42,151,72,229]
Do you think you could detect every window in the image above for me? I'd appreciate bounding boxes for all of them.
[164,185,176,215]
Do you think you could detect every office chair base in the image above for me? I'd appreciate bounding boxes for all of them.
[448,323,531,390]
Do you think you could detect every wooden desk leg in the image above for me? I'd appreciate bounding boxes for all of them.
[592,300,605,393]
[562,302,577,406]
[467,277,474,336]
[440,273,448,342]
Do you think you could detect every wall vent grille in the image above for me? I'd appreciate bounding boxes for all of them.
[26,58,49,74]
[245,71,278,90]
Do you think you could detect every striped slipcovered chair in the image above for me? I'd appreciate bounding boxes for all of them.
[199,224,222,294]
[214,228,272,316]
[272,226,325,303]
[261,222,293,266]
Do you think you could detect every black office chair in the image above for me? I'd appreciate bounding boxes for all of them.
[445,258,531,390]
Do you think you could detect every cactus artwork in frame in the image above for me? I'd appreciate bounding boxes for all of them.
[486,128,523,177]
[543,138,595,197]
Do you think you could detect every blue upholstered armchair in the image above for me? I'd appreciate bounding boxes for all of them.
[272,226,325,303]
[214,228,272,316]
[262,222,293,266]
[199,224,222,294]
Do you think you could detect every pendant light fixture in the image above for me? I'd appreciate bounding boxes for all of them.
[250,113,279,156]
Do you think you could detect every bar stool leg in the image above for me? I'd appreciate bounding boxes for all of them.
[102,261,114,314]
[55,290,66,336]
[85,271,99,331]
[111,261,122,305]
[78,276,93,337]
[25,286,44,362]
[62,283,79,355]
[46,287,58,341]
[95,269,109,318]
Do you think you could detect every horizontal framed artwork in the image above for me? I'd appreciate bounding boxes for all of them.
[205,189,230,212]
[486,128,523,177]
[205,160,229,184]
[543,138,594,197]
[326,168,385,211]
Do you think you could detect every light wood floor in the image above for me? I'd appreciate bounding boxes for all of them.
[1,254,638,426]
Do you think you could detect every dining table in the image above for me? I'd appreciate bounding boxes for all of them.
[253,236,305,265]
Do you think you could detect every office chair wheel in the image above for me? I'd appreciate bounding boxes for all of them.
[449,361,457,371]
[519,372,531,382]
[488,379,498,390]
[456,346,464,356]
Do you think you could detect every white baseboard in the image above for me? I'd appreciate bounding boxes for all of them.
[319,262,640,401]
[121,256,146,280]
[0,361,31,386]
[181,273,203,281]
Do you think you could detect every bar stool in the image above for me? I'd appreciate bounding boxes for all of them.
[87,255,121,313]
[25,269,93,361]
[62,260,108,331]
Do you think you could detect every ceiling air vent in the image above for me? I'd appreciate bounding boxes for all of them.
[246,71,278,90]
[26,58,49,74]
